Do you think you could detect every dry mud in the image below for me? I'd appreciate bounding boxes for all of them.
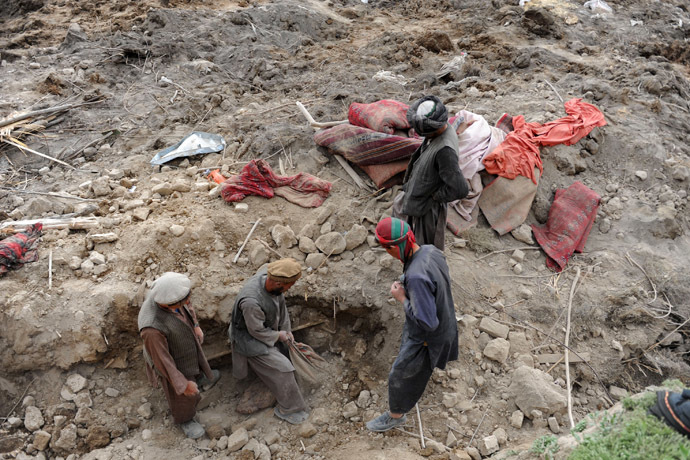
[0,0,689,459]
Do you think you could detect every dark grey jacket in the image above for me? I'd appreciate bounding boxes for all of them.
[401,124,469,217]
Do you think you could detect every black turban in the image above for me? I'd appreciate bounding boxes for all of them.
[406,95,449,136]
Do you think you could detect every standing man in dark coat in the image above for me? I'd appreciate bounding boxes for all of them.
[394,95,469,250]
[366,217,459,432]
[229,258,309,424]
[138,272,220,439]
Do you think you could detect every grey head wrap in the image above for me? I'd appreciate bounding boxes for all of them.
[406,95,449,136]
[152,272,191,305]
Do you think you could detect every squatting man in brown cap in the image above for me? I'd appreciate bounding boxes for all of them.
[229,258,310,424]
[138,272,221,439]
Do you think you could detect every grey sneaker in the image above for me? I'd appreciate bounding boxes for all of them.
[366,412,407,432]
[180,420,205,439]
[274,407,309,425]
[197,369,221,391]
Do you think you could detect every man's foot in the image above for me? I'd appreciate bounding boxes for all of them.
[274,407,309,425]
[365,412,407,432]
[197,369,221,391]
[180,420,205,439]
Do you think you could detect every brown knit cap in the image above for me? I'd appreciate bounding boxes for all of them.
[267,258,302,283]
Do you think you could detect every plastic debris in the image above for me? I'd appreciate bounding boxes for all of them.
[584,0,612,13]
[372,70,408,86]
[150,132,226,166]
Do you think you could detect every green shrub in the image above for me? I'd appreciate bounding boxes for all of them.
[530,435,559,459]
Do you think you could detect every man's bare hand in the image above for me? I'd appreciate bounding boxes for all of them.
[391,281,407,303]
[278,330,293,342]
[194,325,204,344]
[183,381,199,396]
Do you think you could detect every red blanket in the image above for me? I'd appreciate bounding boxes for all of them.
[483,98,607,184]
[0,223,43,276]
[531,182,600,271]
[220,159,331,208]
[348,100,413,135]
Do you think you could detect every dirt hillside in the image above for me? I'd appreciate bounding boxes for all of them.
[1,0,689,459]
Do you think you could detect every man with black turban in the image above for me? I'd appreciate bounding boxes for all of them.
[229,258,310,424]
[366,217,459,432]
[394,95,469,250]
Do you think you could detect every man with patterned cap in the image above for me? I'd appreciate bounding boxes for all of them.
[394,95,469,250]
[229,258,309,424]
[366,217,459,432]
[138,272,220,439]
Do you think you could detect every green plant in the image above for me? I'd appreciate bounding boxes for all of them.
[622,391,656,411]
[530,434,559,459]
[569,405,690,459]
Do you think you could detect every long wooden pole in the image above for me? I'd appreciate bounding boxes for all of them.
[233,218,261,263]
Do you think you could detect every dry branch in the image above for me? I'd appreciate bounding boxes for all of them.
[295,101,348,128]
[0,217,99,231]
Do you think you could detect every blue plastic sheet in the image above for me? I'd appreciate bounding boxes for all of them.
[150,132,226,166]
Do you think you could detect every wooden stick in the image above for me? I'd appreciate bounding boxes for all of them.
[48,249,52,290]
[333,154,370,190]
[565,267,580,429]
[467,408,488,448]
[0,187,97,202]
[233,218,261,263]
[543,79,564,105]
[295,101,348,128]
[256,238,285,258]
[0,99,103,129]
[0,217,99,231]
[3,139,76,170]
[416,403,426,449]
[394,427,450,452]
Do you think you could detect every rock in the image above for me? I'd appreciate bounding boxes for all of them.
[73,391,93,408]
[206,424,225,439]
[91,176,112,197]
[24,406,45,432]
[227,427,249,452]
[33,430,51,450]
[52,424,77,452]
[493,427,507,445]
[152,183,173,195]
[517,286,533,299]
[234,203,249,213]
[248,242,269,267]
[315,206,333,225]
[137,402,153,419]
[510,410,524,428]
[320,221,332,234]
[548,416,561,434]
[104,388,119,398]
[310,408,329,426]
[634,170,648,180]
[483,338,510,363]
[66,374,87,393]
[356,390,371,408]
[513,263,523,274]
[298,422,317,438]
[609,385,628,401]
[342,401,358,419]
[508,331,530,354]
[61,385,76,401]
[599,217,612,233]
[672,166,689,182]
[511,249,526,262]
[89,233,118,244]
[132,207,150,221]
[466,446,481,460]
[8,417,23,428]
[446,429,458,448]
[315,232,346,255]
[263,430,280,445]
[508,366,567,418]
[459,314,479,329]
[123,199,145,211]
[271,224,297,248]
[305,252,326,269]
[478,317,509,339]
[298,236,318,254]
[141,429,152,441]
[361,250,376,265]
[68,256,82,270]
[85,425,110,449]
[171,180,191,192]
[478,435,499,456]
[89,251,106,265]
[217,435,228,450]
[344,224,368,250]
[170,225,185,237]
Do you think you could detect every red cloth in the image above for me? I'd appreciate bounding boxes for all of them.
[531,182,600,272]
[348,100,412,135]
[483,98,607,184]
[0,223,43,276]
[220,159,331,208]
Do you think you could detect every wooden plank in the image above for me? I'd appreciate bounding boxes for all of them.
[536,352,590,364]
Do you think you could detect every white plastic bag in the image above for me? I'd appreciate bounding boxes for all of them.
[584,0,612,14]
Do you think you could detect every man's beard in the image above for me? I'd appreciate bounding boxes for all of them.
[268,288,283,296]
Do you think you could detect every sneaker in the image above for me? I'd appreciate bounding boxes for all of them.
[273,407,309,425]
[365,412,407,432]
[197,369,221,391]
[180,420,205,439]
